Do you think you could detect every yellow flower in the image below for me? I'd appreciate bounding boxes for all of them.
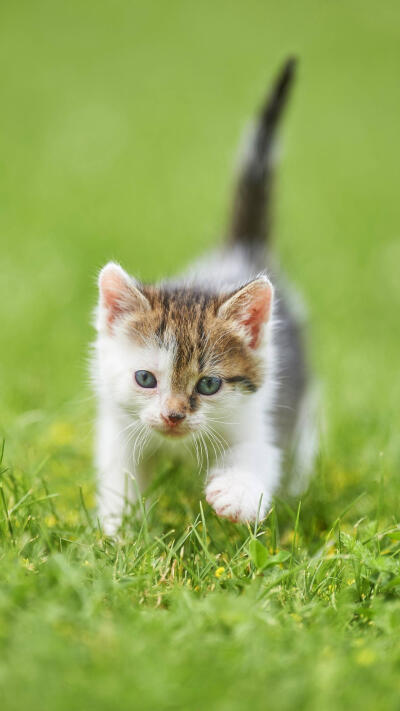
[66,510,79,525]
[290,613,302,624]
[45,514,57,528]
[215,566,225,578]
[48,421,75,446]
[21,558,35,571]
[355,649,376,667]
[281,529,294,545]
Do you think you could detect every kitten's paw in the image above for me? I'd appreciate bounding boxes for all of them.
[205,469,270,523]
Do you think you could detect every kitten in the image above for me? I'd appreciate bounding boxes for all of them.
[93,58,316,534]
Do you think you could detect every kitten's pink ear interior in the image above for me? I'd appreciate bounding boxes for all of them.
[218,276,273,349]
[98,262,149,330]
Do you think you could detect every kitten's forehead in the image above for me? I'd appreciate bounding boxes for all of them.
[126,286,263,391]
[152,288,220,388]
[130,288,217,356]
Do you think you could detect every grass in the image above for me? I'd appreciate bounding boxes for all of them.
[1,1,400,709]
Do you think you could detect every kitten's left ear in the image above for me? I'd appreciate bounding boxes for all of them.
[217,276,273,349]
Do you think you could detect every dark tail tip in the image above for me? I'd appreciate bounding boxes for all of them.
[259,56,297,138]
[228,56,298,246]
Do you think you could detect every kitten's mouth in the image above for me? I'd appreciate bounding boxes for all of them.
[153,424,190,438]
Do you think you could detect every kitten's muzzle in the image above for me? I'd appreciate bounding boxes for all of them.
[161,411,186,427]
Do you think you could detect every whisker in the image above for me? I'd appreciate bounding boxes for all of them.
[198,430,209,472]
[132,423,146,465]
[203,424,227,462]
[191,433,202,474]
[206,423,229,449]
[203,427,219,462]
[206,416,239,427]
[137,425,151,463]
[195,431,204,472]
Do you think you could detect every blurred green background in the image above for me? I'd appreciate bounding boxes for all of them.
[1,2,400,709]
[2,0,400,436]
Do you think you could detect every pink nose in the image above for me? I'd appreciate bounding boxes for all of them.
[161,412,186,427]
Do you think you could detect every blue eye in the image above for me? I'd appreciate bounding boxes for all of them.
[196,376,222,396]
[135,370,157,388]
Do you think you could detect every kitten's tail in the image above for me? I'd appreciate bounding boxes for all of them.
[228,57,297,247]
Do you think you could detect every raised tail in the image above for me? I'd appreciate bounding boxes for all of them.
[228,57,297,247]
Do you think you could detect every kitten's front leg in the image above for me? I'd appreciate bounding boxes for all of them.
[205,438,281,523]
[96,406,142,535]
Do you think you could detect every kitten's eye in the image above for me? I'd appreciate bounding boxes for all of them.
[196,376,222,396]
[135,370,157,388]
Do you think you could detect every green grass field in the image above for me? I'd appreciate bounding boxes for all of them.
[1,2,400,709]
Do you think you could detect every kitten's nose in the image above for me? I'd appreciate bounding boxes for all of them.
[162,411,186,426]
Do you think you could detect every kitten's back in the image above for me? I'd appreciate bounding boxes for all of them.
[183,57,315,481]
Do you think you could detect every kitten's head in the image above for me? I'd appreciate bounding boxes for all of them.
[95,262,273,439]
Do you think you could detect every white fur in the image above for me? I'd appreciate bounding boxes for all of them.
[93,252,310,535]
[205,387,281,523]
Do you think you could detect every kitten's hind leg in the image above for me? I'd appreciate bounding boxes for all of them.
[287,384,320,496]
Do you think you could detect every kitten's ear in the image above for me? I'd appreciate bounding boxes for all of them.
[217,276,273,349]
[97,262,150,331]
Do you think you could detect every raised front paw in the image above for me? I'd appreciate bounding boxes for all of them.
[205,468,270,523]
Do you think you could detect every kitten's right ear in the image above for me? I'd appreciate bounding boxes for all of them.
[97,262,150,331]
